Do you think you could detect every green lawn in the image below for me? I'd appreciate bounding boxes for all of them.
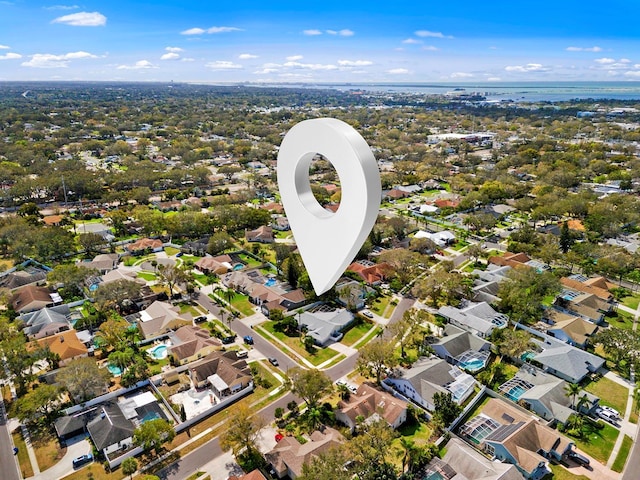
[607,310,635,330]
[178,303,202,317]
[621,295,640,311]
[545,463,590,480]
[568,421,619,464]
[390,419,434,469]
[164,246,180,256]
[137,271,157,281]
[227,292,255,317]
[260,322,340,366]
[370,295,391,317]
[341,321,375,346]
[584,377,628,416]
[612,434,633,472]
[353,325,382,348]
[12,429,34,478]
[237,253,262,268]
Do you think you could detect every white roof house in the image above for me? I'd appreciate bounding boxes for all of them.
[415,230,456,247]
[298,308,355,346]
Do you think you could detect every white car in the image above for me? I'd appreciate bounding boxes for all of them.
[600,406,620,418]
[595,407,619,423]
[362,310,374,318]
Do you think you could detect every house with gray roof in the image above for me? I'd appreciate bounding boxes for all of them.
[86,402,135,456]
[20,304,71,339]
[383,357,477,411]
[431,324,491,373]
[471,264,512,304]
[78,253,119,274]
[529,335,605,384]
[298,308,355,346]
[438,301,509,338]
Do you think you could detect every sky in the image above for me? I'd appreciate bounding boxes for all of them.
[1,0,640,83]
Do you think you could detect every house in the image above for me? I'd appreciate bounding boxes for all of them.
[418,204,440,215]
[384,188,411,200]
[194,255,234,275]
[438,301,509,338]
[168,325,222,365]
[431,324,491,373]
[384,357,477,411]
[42,214,63,226]
[228,471,267,480]
[75,222,115,242]
[434,197,460,209]
[11,285,57,314]
[271,216,290,231]
[336,383,408,432]
[259,202,284,214]
[499,366,599,424]
[35,330,89,366]
[471,264,512,304]
[346,259,391,286]
[0,268,48,290]
[460,398,573,479]
[20,304,71,338]
[489,252,532,270]
[422,437,524,480]
[79,253,120,274]
[334,278,374,310]
[542,308,598,348]
[100,268,145,286]
[560,275,614,303]
[298,308,355,346]
[245,225,274,243]
[86,403,136,457]
[181,236,211,256]
[134,301,193,339]
[188,350,252,395]
[553,290,610,324]
[54,411,95,442]
[126,238,163,255]
[529,335,605,384]
[265,427,344,479]
[414,230,456,247]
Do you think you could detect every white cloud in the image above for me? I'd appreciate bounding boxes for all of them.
[22,51,97,68]
[181,26,242,35]
[402,38,422,44]
[422,45,439,51]
[181,27,205,35]
[624,71,640,78]
[388,68,409,74]
[0,45,9,49]
[165,47,183,53]
[566,46,602,52]
[45,4,79,10]
[487,76,502,81]
[51,11,106,26]
[239,53,258,60]
[505,63,550,72]
[206,60,243,70]
[620,58,631,63]
[451,72,473,78]
[116,60,156,70]
[327,29,354,36]
[284,61,337,70]
[286,55,303,61]
[338,59,373,66]
[0,52,21,60]
[161,52,180,60]
[415,30,453,39]
[303,29,323,36]
[181,58,195,62]
[595,57,615,64]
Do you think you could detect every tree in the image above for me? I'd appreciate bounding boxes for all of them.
[356,337,398,384]
[78,232,106,255]
[207,231,235,255]
[498,266,560,325]
[565,383,581,410]
[133,418,175,455]
[57,357,111,403]
[300,446,352,480]
[94,279,143,313]
[219,404,265,457]
[97,317,131,352]
[492,328,532,360]
[412,269,471,307]
[289,367,333,409]
[47,263,96,297]
[466,243,484,264]
[121,457,138,480]
[559,221,574,253]
[11,384,60,424]
[156,263,189,298]
[348,419,398,479]
[432,392,462,426]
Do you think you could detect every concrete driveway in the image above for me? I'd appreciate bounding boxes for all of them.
[33,435,92,480]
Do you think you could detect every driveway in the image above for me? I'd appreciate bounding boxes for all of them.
[32,435,92,480]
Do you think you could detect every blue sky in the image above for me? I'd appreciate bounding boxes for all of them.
[1,0,640,83]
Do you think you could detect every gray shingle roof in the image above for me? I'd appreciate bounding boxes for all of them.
[87,403,135,451]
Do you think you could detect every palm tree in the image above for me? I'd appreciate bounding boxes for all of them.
[399,437,416,473]
[565,383,582,410]
[336,382,351,400]
[576,394,591,414]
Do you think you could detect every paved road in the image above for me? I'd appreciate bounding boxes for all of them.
[621,406,640,479]
[0,409,20,480]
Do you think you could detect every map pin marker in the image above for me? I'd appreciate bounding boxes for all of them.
[277,118,381,296]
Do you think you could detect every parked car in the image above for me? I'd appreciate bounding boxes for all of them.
[567,450,590,467]
[268,357,279,366]
[236,350,249,359]
[361,310,374,318]
[72,454,93,469]
[222,335,236,344]
[243,335,254,345]
[599,405,620,418]
[595,407,619,424]
[194,315,207,323]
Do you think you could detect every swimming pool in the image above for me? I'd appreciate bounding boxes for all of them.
[233,263,244,271]
[89,283,99,292]
[459,358,486,372]
[149,344,168,360]
[107,364,122,376]
[505,386,527,402]
[265,278,276,287]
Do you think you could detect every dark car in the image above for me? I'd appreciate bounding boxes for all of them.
[243,335,254,345]
[72,454,93,469]
[194,315,207,323]
[222,335,236,344]
[567,450,590,467]
[268,357,279,366]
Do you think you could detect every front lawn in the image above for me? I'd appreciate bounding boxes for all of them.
[370,295,392,317]
[607,310,635,330]
[621,295,640,311]
[228,292,255,316]
[260,322,340,366]
[31,427,66,471]
[12,429,34,478]
[568,420,618,464]
[137,271,157,281]
[164,246,180,256]
[546,463,590,480]
[584,376,628,417]
[341,320,375,346]
[612,434,633,472]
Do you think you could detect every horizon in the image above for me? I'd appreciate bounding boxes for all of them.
[1,1,640,83]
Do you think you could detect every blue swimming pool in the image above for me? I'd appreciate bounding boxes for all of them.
[233,263,244,271]
[460,358,485,372]
[149,344,168,360]
[505,386,527,402]
[89,283,99,292]
[265,278,276,287]
[107,364,122,376]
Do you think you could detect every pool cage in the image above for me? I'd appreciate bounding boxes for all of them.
[455,349,490,373]
[459,414,501,444]
[499,376,534,402]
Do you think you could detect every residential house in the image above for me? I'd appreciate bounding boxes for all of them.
[529,335,605,384]
[434,197,460,209]
[334,278,374,310]
[75,222,115,242]
[11,285,57,314]
[384,188,411,200]
[336,383,408,432]
[431,324,491,373]
[126,238,163,255]
[228,471,267,480]
[471,264,512,304]
[271,216,290,231]
[134,301,193,339]
[168,325,222,365]
[189,350,252,396]
[0,267,48,290]
[79,253,120,275]
[259,202,284,214]
[384,357,477,411]
[265,427,344,479]
[560,275,615,303]
[553,290,610,325]
[489,252,532,269]
[42,214,63,226]
[100,268,145,285]
[542,308,598,348]
[298,308,355,346]
[180,236,210,256]
[20,304,71,338]
[438,301,509,338]
[414,230,456,247]
[35,330,89,366]
[346,259,391,286]
[245,225,274,243]
[459,398,574,480]
[195,255,234,275]
[421,437,524,480]
[86,403,135,457]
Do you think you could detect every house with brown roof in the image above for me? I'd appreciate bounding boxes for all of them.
[0,266,48,290]
[42,214,63,226]
[194,255,234,275]
[188,350,252,396]
[553,290,611,325]
[336,383,408,432]
[168,325,222,365]
[543,308,598,348]
[489,252,532,269]
[560,275,614,302]
[460,398,573,479]
[228,471,267,480]
[35,330,89,366]
[259,202,284,214]
[245,225,274,243]
[135,301,193,339]
[434,197,460,209]
[126,238,163,255]
[384,188,411,200]
[79,253,119,275]
[265,427,344,479]
[346,259,391,286]
[11,285,56,314]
